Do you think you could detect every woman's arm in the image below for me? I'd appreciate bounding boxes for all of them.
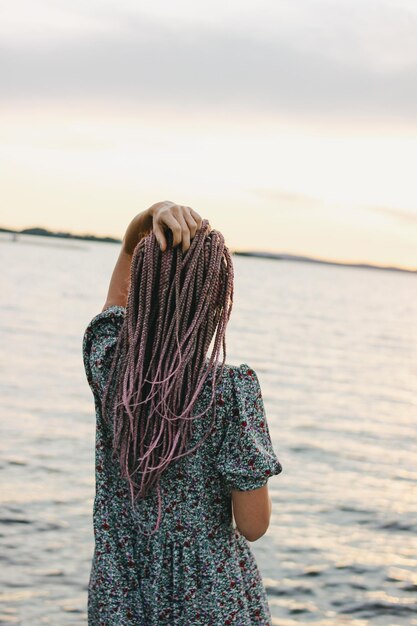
[101,210,152,311]
[102,201,202,311]
[232,486,273,542]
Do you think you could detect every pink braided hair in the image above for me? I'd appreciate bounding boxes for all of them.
[101,219,234,535]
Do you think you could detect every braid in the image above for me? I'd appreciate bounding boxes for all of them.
[101,219,234,535]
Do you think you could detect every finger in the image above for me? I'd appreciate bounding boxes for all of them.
[152,220,167,251]
[183,208,198,239]
[159,212,183,248]
[189,208,203,229]
[176,210,191,253]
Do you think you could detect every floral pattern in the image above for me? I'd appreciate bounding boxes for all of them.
[82,304,283,625]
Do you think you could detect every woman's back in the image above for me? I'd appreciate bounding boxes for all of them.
[83,304,283,625]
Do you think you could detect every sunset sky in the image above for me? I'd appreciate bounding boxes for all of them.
[2,0,417,269]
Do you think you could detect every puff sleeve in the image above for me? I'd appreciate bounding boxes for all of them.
[215,363,283,491]
[82,305,126,397]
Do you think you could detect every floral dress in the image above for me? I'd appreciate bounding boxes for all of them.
[82,305,283,625]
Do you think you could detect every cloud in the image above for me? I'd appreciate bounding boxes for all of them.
[2,1,417,123]
[247,188,325,210]
[367,205,417,224]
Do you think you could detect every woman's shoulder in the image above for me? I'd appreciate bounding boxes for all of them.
[204,360,256,383]
[203,361,261,406]
[220,361,260,387]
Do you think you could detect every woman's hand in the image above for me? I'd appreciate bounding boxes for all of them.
[149,201,203,253]
[123,201,203,255]
[103,202,203,311]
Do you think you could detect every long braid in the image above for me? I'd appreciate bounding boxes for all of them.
[101,219,234,535]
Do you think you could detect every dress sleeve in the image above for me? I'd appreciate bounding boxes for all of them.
[82,305,126,397]
[215,363,283,491]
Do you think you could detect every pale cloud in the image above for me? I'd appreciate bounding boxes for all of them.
[247,189,325,210]
[2,0,417,124]
[0,0,118,44]
[367,205,417,224]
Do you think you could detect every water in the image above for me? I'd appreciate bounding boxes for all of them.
[1,233,416,625]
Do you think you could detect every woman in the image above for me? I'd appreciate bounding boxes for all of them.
[82,200,283,625]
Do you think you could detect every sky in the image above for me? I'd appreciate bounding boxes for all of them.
[1,0,417,269]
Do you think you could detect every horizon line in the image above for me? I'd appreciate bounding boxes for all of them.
[1,224,416,275]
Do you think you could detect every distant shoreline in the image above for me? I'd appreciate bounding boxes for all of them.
[0,225,121,244]
[1,225,416,275]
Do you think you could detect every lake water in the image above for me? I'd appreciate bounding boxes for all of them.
[1,233,416,625]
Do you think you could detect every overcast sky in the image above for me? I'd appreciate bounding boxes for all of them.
[2,0,417,269]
